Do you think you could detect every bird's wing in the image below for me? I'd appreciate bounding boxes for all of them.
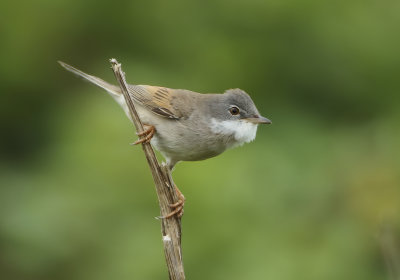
[127,85,186,119]
[58,61,194,119]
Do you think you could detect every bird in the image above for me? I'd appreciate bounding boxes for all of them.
[59,61,271,217]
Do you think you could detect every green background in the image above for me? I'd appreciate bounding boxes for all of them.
[1,0,399,279]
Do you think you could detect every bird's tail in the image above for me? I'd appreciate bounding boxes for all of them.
[58,61,130,115]
[58,61,122,97]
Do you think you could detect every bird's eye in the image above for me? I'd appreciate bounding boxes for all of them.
[229,106,240,115]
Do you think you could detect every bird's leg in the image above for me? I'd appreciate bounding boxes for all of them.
[131,124,155,145]
[163,185,185,219]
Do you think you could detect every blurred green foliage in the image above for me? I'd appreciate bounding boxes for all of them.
[1,0,399,279]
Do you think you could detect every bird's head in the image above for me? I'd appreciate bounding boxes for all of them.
[207,88,271,146]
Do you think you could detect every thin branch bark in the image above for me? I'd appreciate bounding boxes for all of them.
[110,59,185,280]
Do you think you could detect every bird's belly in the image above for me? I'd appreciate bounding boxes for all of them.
[135,106,233,163]
[149,122,230,163]
[151,133,226,162]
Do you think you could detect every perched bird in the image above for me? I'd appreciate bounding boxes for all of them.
[59,61,271,217]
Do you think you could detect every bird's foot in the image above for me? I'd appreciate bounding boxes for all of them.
[163,186,185,219]
[131,125,155,145]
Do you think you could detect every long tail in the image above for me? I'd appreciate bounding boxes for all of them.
[58,61,129,116]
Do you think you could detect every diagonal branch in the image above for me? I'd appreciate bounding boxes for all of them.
[109,59,185,280]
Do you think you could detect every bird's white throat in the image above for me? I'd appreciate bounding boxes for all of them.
[210,118,258,147]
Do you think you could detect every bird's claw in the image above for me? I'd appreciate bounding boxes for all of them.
[162,188,185,219]
[130,125,155,145]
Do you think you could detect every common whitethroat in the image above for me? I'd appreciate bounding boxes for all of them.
[59,61,271,217]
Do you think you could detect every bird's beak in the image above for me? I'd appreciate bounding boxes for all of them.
[244,116,272,124]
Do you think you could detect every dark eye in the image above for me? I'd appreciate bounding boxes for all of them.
[229,106,240,115]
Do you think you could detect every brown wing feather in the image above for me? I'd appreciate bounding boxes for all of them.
[127,85,182,119]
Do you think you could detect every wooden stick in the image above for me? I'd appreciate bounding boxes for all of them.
[109,59,185,280]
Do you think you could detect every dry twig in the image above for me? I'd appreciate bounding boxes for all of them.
[110,59,185,280]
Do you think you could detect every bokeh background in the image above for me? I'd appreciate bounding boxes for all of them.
[1,0,399,279]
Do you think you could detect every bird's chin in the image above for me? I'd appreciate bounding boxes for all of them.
[234,122,258,144]
[210,118,258,149]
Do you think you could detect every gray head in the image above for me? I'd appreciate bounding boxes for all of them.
[208,88,271,124]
